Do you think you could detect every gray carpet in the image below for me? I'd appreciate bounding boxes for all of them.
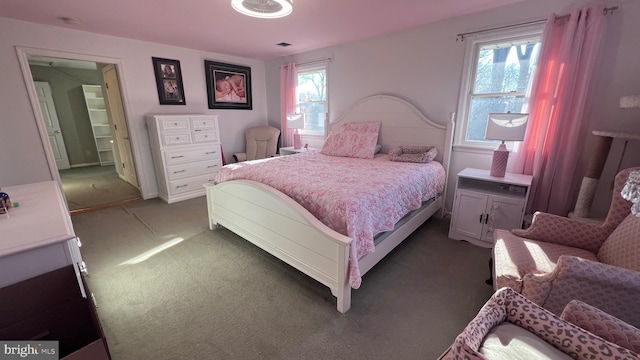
[59,166,141,211]
[71,197,494,359]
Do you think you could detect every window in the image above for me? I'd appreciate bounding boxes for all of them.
[455,26,542,148]
[296,64,327,134]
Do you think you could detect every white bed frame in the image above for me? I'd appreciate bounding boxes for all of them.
[205,95,454,313]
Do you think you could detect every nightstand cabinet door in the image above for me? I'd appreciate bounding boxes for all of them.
[451,190,488,240]
[484,196,525,241]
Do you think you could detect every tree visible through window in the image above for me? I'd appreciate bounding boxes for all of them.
[458,30,542,146]
[296,65,326,133]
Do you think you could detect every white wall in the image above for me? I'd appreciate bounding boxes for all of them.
[2,0,638,214]
[266,0,640,216]
[0,17,268,199]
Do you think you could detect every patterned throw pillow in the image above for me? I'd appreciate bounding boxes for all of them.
[340,121,381,134]
[597,214,640,271]
[561,300,640,354]
[388,146,437,163]
[320,131,378,159]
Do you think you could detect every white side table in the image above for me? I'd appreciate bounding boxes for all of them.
[280,146,318,155]
[448,168,533,248]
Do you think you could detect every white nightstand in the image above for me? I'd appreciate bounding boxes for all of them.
[279,146,318,155]
[448,168,533,248]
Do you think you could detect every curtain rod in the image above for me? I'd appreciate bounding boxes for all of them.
[280,57,333,68]
[456,6,618,42]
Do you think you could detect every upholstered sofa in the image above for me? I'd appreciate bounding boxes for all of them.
[439,287,640,359]
[491,167,640,324]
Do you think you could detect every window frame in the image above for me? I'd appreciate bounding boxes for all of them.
[454,24,544,151]
[295,62,328,137]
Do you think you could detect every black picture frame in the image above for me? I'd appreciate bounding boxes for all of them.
[205,60,252,110]
[152,57,186,105]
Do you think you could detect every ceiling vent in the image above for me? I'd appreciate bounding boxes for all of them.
[58,16,80,25]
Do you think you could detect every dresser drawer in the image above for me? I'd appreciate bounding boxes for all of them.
[168,173,218,195]
[192,131,218,143]
[0,266,108,359]
[159,117,190,131]
[163,146,221,166]
[160,132,192,147]
[166,160,222,180]
[191,117,217,130]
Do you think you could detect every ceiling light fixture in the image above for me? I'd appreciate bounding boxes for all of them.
[231,0,293,19]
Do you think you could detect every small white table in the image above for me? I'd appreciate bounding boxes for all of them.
[280,146,319,155]
[449,168,533,248]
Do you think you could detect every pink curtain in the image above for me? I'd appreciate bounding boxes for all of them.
[280,63,297,147]
[513,5,607,215]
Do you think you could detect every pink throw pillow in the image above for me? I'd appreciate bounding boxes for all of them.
[320,131,378,159]
[340,121,381,134]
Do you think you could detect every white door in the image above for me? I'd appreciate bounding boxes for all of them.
[34,81,71,170]
[102,65,139,188]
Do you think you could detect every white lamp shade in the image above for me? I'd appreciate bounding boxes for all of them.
[620,95,640,109]
[485,113,529,142]
[286,113,305,129]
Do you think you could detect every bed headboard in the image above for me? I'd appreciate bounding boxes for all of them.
[328,94,454,173]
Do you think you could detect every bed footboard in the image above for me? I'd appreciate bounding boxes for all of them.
[205,180,354,313]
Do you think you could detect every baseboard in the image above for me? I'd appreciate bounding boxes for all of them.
[69,162,100,168]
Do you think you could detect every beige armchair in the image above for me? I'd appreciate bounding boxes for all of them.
[492,167,640,326]
[232,126,280,162]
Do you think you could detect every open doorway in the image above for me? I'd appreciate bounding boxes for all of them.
[24,53,141,214]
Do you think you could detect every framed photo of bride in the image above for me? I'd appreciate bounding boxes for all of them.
[205,60,252,110]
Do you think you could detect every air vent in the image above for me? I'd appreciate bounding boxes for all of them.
[58,16,80,25]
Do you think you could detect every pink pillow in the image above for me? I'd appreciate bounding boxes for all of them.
[320,131,378,159]
[340,121,381,134]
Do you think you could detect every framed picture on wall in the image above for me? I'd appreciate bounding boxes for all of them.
[152,57,186,105]
[205,60,252,110]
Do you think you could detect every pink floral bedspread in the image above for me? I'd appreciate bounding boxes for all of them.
[214,150,446,288]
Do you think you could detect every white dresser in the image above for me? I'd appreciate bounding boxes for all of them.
[0,181,111,359]
[0,181,83,288]
[146,114,223,204]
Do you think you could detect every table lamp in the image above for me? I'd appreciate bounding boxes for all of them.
[485,112,529,177]
[286,113,305,149]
